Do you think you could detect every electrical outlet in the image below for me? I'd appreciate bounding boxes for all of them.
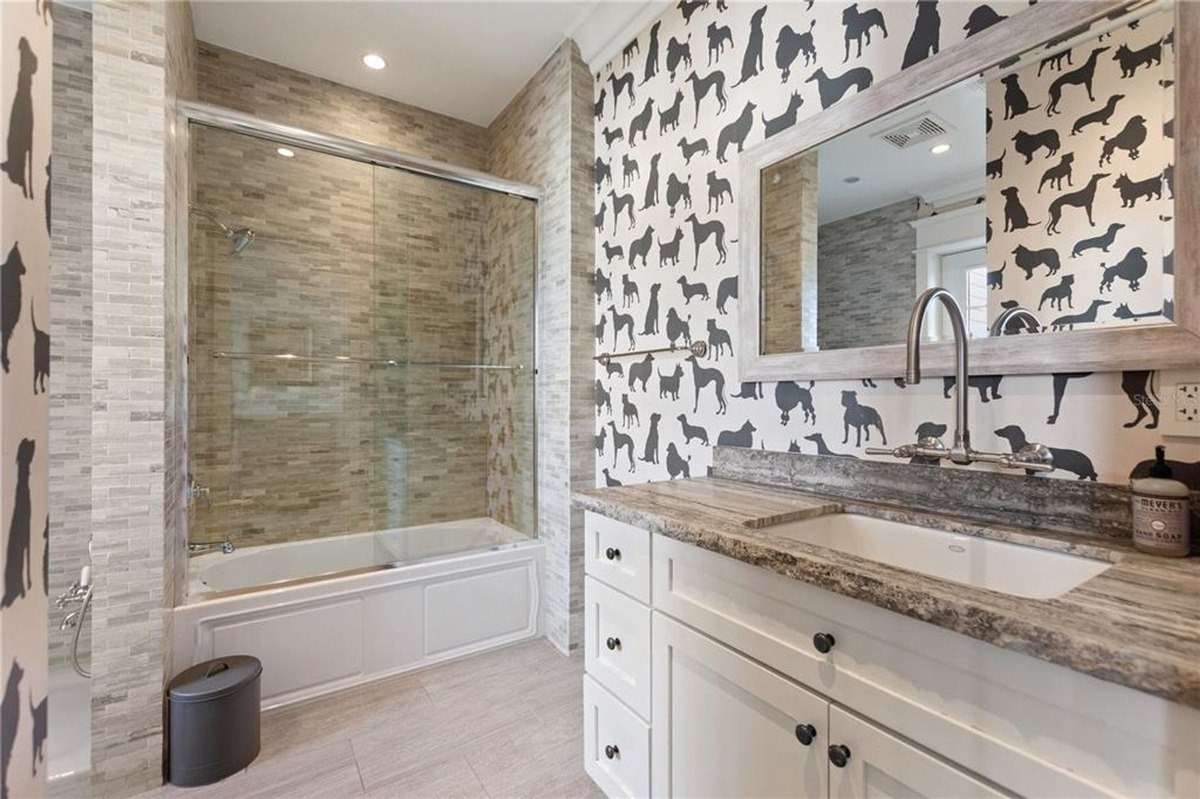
[1157,371,1200,437]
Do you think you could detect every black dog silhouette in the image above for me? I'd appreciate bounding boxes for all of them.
[665,443,691,479]
[1121,371,1159,428]
[595,157,612,190]
[30,694,46,775]
[1000,74,1039,119]
[733,6,767,86]
[643,22,661,84]
[1071,94,1122,136]
[1113,302,1162,321]
[595,88,606,120]
[707,21,733,65]
[1012,244,1061,280]
[705,170,730,214]
[841,390,886,447]
[1039,153,1074,193]
[1012,129,1060,163]
[706,319,731,359]
[733,381,762,400]
[607,421,635,470]
[902,1,940,69]
[1038,50,1071,76]
[608,190,635,232]
[642,283,661,335]
[1047,371,1091,424]
[1,244,25,373]
[1113,40,1161,78]
[659,364,683,400]
[685,214,729,269]
[1100,115,1147,165]
[666,308,692,345]
[2,439,35,608]
[1051,299,1110,330]
[621,273,640,308]
[594,268,613,304]
[1001,186,1038,232]
[994,425,1096,480]
[595,203,606,233]
[2,660,23,798]
[32,306,48,395]
[1038,275,1075,312]
[621,393,640,428]
[686,70,728,126]
[762,92,804,138]
[679,0,709,25]
[622,38,640,67]
[640,413,662,464]
[716,102,755,162]
[666,173,692,217]
[944,375,1002,402]
[987,263,1005,289]
[678,414,710,445]
[687,355,727,414]
[603,359,623,380]
[1113,172,1161,208]
[678,137,709,165]
[659,228,684,267]
[629,225,655,268]
[1047,173,1109,233]
[775,380,816,424]
[986,150,1004,179]
[601,468,622,487]
[642,154,661,209]
[629,98,655,144]
[659,90,684,134]
[620,155,638,188]
[596,379,612,415]
[1100,247,1149,293]
[717,421,756,448]
[2,38,38,198]
[628,354,654,392]
[677,275,710,304]
[601,240,623,264]
[716,276,738,314]
[601,127,624,149]
[962,5,1006,37]
[776,20,817,81]
[607,71,636,109]
[667,35,693,81]
[842,3,888,62]
[1071,222,1123,257]
[1047,47,1109,114]
[807,66,873,109]
[608,305,636,349]
[805,433,855,458]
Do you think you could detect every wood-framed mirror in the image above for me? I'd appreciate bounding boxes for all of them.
[737,0,1199,382]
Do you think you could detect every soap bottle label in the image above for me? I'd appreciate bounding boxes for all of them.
[1132,493,1190,554]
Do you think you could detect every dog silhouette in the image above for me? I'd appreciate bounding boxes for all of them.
[595,268,613,304]
[1163,164,1174,199]
[1001,74,1039,119]
[762,92,804,138]
[962,5,1006,37]
[706,171,732,212]
[2,38,38,198]
[716,101,755,162]
[679,0,708,25]
[622,38,640,67]
[2,660,24,798]
[659,364,684,400]
[659,228,684,267]
[659,90,684,134]
[608,190,636,232]
[1051,299,1111,330]
[1100,115,1147,165]
[607,71,636,109]
[666,308,692,345]
[595,203,606,232]
[805,433,855,458]
[1038,50,1071,76]
[608,421,636,470]
[1113,302,1162,321]
[667,35,693,81]
[678,414,710,446]
[775,380,816,424]
[678,137,709,165]
[1100,247,1149,293]
[595,88,606,120]
[643,22,661,84]
[603,359,623,380]
[1047,371,1091,424]
[717,421,756,448]
[2,439,35,608]
[629,98,655,144]
[685,214,729,269]
[642,283,661,335]
[596,379,613,415]
[677,275,710,304]
[30,693,46,774]
[986,150,1004,180]
[629,226,655,268]
[1071,94,1122,136]
[902,1,940,69]
[1121,371,1159,429]
[841,390,886,446]
[1113,40,1160,78]
[706,319,731,359]
[1012,244,1061,280]
[686,70,729,127]
[601,127,624,150]
[621,274,640,308]
[1047,173,1109,233]
[1114,172,1161,208]
[608,305,636,349]
[987,263,1005,289]
[1039,275,1075,312]
[621,394,640,428]
[807,66,873,109]
[734,6,768,86]
[32,306,48,395]
[776,20,817,81]
[994,425,1096,480]
[842,3,888,61]
[1012,129,1060,163]
[595,157,612,191]
[640,413,663,464]
[602,468,622,487]
[1048,47,1109,114]
[1039,153,1074,193]
[665,443,691,478]
[733,382,763,400]
[666,173,692,217]
[621,155,639,188]
[601,240,624,265]
[642,154,662,209]
[707,21,733,65]
[942,375,1003,402]
[628,353,655,392]
[1001,186,1038,232]
[687,355,727,414]
[1,244,26,373]
[788,440,802,453]
[716,276,738,314]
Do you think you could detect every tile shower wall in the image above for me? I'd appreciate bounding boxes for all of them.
[594,2,1200,491]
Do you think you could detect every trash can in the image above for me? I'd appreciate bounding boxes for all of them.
[167,655,262,787]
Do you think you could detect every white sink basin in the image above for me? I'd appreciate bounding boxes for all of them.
[764,514,1111,599]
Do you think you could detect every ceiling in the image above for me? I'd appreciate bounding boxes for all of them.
[191,1,661,127]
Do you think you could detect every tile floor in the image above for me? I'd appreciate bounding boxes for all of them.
[141,639,602,798]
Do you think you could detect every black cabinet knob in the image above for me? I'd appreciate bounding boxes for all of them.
[828,744,850,768]
[606,636,621,651]
[813,632,836,654]
[604,744,620,760]
[605,547,621,561]
[794,723,816,746]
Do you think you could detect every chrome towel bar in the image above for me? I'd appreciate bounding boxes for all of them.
[211,351,524,371]
[595,340,707,365]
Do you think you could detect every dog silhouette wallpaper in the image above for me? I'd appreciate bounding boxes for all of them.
[1,2,52,796]
[593,1,1200,491]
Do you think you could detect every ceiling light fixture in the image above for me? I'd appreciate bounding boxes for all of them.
[930,143,952,155]
[362,53,387,70]
[276,147,295,158]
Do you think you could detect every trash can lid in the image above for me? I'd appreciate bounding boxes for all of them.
[168,656,262,703]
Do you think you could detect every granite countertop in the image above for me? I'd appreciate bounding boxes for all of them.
[573,476,1200,709]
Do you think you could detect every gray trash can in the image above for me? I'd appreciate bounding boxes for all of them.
[167,655,262,787]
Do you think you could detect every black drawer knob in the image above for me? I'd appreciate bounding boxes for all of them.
[605,547,621,561]
[828,744,850,768]
[604,744,620,760]
[606,636,621,651]
[794,723,816,746]
[813,632,836,654]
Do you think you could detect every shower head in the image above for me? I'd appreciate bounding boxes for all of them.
[226,227,256,254]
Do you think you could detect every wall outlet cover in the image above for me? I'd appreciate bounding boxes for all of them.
[1157,371,1200,438]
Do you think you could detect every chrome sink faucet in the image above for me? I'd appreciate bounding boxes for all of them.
[866,288,1054,473]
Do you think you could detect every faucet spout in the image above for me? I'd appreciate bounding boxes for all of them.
[906,287,970,461]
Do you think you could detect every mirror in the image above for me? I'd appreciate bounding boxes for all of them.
[758,3,1175,356]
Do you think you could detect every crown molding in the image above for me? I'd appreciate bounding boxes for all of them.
[568,1,670,74]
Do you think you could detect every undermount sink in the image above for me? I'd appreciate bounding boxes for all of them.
[764,514,1112,600]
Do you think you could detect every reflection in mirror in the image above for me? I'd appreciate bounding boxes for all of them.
[759,3,1175,356]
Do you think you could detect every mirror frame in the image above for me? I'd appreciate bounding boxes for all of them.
[737,0,1200,382]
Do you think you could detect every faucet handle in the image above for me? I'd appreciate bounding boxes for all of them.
[866,438,948,461]
[1001,443,1055,473]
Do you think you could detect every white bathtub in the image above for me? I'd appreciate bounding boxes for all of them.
[173,517,543,708]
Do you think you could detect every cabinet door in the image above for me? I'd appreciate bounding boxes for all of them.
[827,706,1007,798]
[652,613,828,799]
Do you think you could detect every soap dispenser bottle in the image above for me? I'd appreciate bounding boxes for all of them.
[1131,445,1192,557]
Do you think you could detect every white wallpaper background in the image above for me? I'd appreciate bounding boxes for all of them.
[592,0,1200,489]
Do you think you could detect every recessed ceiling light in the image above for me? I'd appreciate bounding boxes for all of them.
[276,147,295,158]
[843,176,861,184]
[362,53,387,70]
[930,143,952,155]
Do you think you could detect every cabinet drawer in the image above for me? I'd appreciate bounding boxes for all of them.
[584,675,650,799]
[585,511,651,603]
[585,576,651,719]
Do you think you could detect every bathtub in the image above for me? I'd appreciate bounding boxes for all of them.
[172,517,543,708]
